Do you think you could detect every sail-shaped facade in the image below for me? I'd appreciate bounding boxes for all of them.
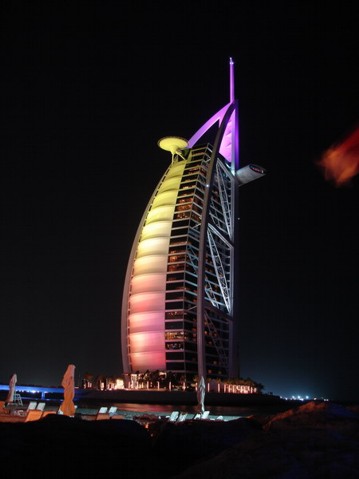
[121,59,266,382]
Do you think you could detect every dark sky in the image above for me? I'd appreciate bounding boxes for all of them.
[1,1,358,401]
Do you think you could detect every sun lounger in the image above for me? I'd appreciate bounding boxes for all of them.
[5,400,38,418]
[41,410,57,418]
[177,412,188,422]
[201,410,210,419]
[96,406,110,420]
[194,410,210,420]
[36,402,46,411]
[167,411,180,422]
[13,392,23,406]
[25,409,43,422]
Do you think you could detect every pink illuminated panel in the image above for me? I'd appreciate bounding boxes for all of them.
[125,160,186,372]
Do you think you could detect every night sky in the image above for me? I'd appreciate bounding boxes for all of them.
[1,1,358,401]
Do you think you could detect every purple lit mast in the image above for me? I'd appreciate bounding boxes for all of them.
[188,58,240,174]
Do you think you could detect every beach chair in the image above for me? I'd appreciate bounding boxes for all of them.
[167,411,179,422]
[36,402,46,411]
[177,412,188,422]
[43,404,77,417]
[193,413,201,420]
[96,406,110,420]
[200,410,210,419]
[25,409,43,422]
[15,401,38,417]
[41,410,57,418]
[13,392,23,406]
[108,406,117,416]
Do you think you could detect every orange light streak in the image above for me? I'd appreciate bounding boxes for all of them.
[318,126,359,187]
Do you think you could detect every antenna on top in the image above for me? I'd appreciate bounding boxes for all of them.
[229,57,235,103]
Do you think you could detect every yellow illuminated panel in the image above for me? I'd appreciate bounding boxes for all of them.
[126,160,187,371]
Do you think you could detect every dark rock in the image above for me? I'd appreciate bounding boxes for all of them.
[151,417,262,477]
[263,400,359,432]
[172,401,359,478]
[1,401,359,478]
[0,414,152,478]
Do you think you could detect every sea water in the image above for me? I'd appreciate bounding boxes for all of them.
[76,401,296,421]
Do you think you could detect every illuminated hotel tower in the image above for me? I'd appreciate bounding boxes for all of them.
[121,59,265,382]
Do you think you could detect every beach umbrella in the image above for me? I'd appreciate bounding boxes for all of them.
[197,376,206,414]
[5,373,17,404]
[59,364,76,416]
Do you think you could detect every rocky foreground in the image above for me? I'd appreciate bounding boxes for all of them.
[1,400,358,478]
